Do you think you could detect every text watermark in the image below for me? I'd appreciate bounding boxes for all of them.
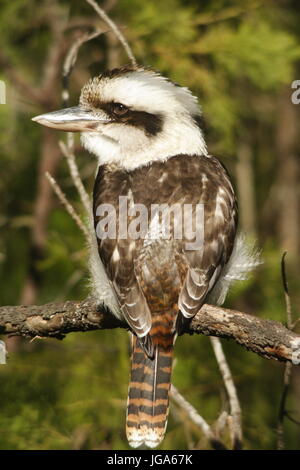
[291,338,300,365]
[291,80,300,105]
[95,197,204,250]
[0,340,7,364]
[0,80,6,104]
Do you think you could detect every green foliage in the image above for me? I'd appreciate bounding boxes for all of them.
[0,330,130,449]
[117,0,300,152]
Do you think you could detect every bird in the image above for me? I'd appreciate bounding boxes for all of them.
[32,65,259,448]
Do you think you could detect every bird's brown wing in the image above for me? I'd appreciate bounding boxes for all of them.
[129,154,237,321]
[93,164,152,343]
[92,155,237,340]
[177,157,238,319]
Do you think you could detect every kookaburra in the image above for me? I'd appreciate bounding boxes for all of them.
[33,66,258,448]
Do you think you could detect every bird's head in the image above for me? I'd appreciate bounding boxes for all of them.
[33,66,207,169]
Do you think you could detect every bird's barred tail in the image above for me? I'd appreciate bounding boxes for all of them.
[126,335,173,448]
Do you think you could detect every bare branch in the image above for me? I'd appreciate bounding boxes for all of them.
[214,410,229,437]
[0,301,299,365]
[45,172,91,242]
[58,26,101,227]
[281,252,293,329]
[63,28,104,78]
[85,0,137,66]
[170,384,228,450]
[277,252,296,450]
[59,141,91,215]
[285,411,300,426]
[210,337,243,449]
[277,362,293,450]
[62,28,105,106]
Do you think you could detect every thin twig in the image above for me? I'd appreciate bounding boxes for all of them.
[170,385,227,450]
[62,28,105,107]
[214,410,229,438]
[45,171,91,242]
[285,411,300,426]
[281,252,292,329]
[59,141,91,215]
[277,252,294,450]
[85,0,137,66]
[210,336,243,449]
[60,26,99,219]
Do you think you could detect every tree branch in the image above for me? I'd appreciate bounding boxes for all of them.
[0,300,299,364]
[85,0,137,66]
[277,252,296,449]
[45,171,91,241]
[170,384,228,450]
[210,336,242,449]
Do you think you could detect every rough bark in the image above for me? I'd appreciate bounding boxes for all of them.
[0,300,299,364]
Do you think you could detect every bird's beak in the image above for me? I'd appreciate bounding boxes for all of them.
[32,106,110,132]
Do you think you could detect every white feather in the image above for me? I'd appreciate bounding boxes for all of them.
[206,233,262,306]
[87,214,122,319]
[81,112,206,171]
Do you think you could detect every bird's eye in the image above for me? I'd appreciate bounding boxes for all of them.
[112,102,129,116]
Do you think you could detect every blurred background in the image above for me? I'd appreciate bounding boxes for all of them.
[0,0,299,450]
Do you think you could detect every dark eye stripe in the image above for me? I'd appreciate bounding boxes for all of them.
[87,100,164,137]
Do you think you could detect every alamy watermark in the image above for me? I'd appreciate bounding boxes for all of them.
[95,196,204,250]
[0,340,7,364]
[0,80,6,104]
[291,338,300,365]
[291,80,300,104]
